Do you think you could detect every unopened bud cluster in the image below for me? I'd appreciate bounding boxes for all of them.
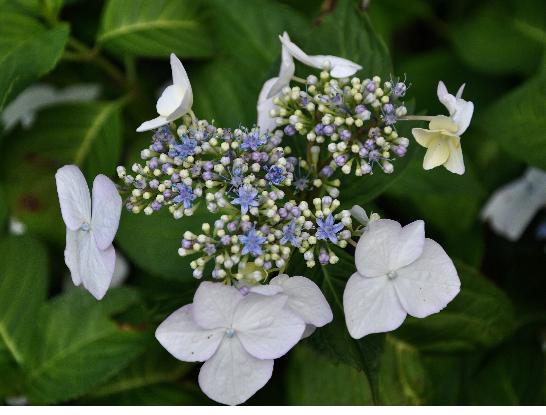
[270,73,410,176]
[117,119,360,283]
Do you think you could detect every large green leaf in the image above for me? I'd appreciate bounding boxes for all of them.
[83,343,193,403]
[306,0,391,77]
[0,11,68,111]
[466,337,545,405]
[378,336,428,405]
[191,0,307,127]
[482,71,546,170]
[97,0,213,58]
[288,249,385,403]
[116,207,215,280]
[395,261,516,352]
[0,184,7,235]
[25,289,150,404]
[450,1,544,76]
[0,236,48,366]
[286,345,373,405]
[2,100,123,243]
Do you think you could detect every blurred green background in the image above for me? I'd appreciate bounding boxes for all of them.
[0,0,545,406]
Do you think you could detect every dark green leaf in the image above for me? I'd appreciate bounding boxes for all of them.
[482,71,546,170]
[0,236,48,365]
[116,207,215,280]
[378,336,428,405]
[98,0,213,58]
[2,100,123,243]
[25,289,150,404]
[0,12,68,111]
[396,261,516,352]
[450,1,544,76]
[286,344,373,405]
[466,337,545,405]
[84,342,192,401]
[308,0,391,77]
[191,0,308,127]
[0,184,7,235]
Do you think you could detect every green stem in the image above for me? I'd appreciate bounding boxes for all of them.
[64,37,128,88]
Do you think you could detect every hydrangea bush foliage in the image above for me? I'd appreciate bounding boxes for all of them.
[1,0,545,407]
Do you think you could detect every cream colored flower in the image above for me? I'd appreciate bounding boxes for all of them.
[411,81,474,175]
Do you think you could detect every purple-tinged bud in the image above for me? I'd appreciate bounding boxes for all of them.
[284,125,296,136]
[161,163,171,174]
[319,250,330,265]
[203,161,214,171]
[369,127,381,138]
[366,82,376,92]
[383,103,395,113]
[315,123,325,134]
[365,139,376,150]
[171,173,180,183]
[368,150,380,161]
[340,129,352,140]
[264,261,272,270]
[149,157,159,169]
[335,155,347,166]
[239,286,250,296]
[359,148,369,158]
[163,189,172,199]
[320,165,334,178]
[227,222,238,232]
[392,82,407,97]
[354,104,366,114]
[394,145,407,157]
[202,171,213,181]
[151,201,162,211]
[291,207,301,217]
[221,235,231,245]
[278,208,288,218]
[182,239,193,249]
[149,179,159,189]
[323,125,335,136]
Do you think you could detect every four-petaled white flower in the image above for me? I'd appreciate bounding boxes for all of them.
[257,32,362,131]
[481,168,546,241]
[411,81,474,175]
[343,219,460,339]
[136,53,193,132]
[155,281,305,406]
[248,274,333,338]
[55,165,122,300]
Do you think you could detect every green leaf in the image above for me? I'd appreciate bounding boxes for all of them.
[116,207,215,280]
[307,0,391,77]
[83,342,192,402]
[25,289,150,404]
[2,100,123,243]
[97,0,213,58]
[482,71,546,170]
[0,184,7,235]
[421,355,463,405]
[395,261,516,352]
[450,1,544,76]
[466,338,545,405]
[288,249,385,403]
[0,340,24,398]
[191,0,308,127]
[286,344,373,405]
[378,336,428,405]
[0,236,48,366]
[0,12,68,111]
